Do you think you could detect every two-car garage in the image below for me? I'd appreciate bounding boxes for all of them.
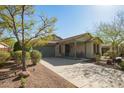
[37,44,56,57]
[34,35,62,58]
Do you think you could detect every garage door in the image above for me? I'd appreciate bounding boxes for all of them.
[36,45,55,57]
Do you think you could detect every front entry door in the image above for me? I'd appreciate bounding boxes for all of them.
[65,44,70,56]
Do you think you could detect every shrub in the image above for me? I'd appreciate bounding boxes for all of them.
[25,44,32,52]
[14,51,30,64]
[103,52,109,56]
[119,61,124,70]
[104,50,117,59]
[20,77,26,88]
[13,42,22,51]
[10,51,15,60]
[30,50,42,65]
[94,54,101,64]
[95,54,101,61]
[0,51,10,63]
[13,41,32,52]
[110,51,117,59]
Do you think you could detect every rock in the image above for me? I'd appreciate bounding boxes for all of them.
[106,59,113,65]
[19,71,30,78]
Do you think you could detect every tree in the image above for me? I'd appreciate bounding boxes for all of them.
[0,5,57,72]
[96,11,124,56]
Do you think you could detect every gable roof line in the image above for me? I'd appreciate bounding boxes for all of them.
[52,34,63,40]
[57,32,103,43]
[59,32,93,43]
[86,37,103,43]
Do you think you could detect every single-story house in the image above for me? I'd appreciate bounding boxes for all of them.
[0,42,11,52]
[38,33,103,58]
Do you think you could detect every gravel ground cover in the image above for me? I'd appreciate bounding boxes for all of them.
[0,61,76,88]
[41,58,124,88]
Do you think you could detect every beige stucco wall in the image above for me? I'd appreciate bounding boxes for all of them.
[86,42,94,58]
[55,45,60,57]
[86,42,102,58]
[61,44,65,56]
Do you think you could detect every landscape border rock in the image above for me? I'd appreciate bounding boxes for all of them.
[19,71,30,78]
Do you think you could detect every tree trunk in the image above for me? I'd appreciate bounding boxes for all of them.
[22,47,26,71]
[21,5,26,71]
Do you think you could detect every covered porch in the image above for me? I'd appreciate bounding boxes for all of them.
[55,40,102,59]
[55,33,103,59]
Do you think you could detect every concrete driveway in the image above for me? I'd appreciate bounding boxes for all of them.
[40,57,124,88]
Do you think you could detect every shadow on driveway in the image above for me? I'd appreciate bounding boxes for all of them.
[42,57,91,66]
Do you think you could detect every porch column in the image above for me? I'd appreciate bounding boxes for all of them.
[84,42,87,57]
[74,41,77,58]
[62,44,65,56]
[99,44,102,55]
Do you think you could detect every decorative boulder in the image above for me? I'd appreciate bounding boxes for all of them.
[19,71,30,78]
[106,59,113,65]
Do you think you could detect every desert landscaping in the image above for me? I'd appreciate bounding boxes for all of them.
[0,61,76,88]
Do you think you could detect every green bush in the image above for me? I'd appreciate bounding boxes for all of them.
[119,61,124,70]
[20,77,26,88]
[110,51,117,59]
[10,51,15,59]
[94,54,101,64]
[30,50,42,65]
[13,42,22,51]
[103,52,109,56]
[25,44,32,52]
[14,51,30,64]
[104,50,117,59]
[13,41,32,52]
[96,54,101,61]
[0,51,10,63]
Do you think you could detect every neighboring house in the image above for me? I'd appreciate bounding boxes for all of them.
[0,42,11,52]
[55,33,103,58]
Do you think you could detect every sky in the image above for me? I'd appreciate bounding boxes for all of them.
[35,5,124,39]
